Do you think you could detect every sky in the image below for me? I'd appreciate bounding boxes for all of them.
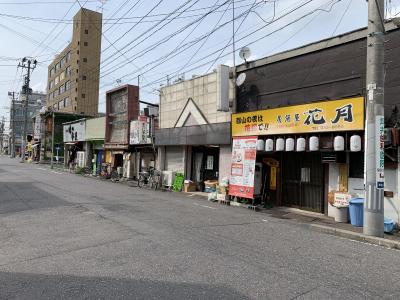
[1,0,400,131]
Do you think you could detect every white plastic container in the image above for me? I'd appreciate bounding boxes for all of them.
[256,139,265,151]
[276,138,284,151]
[350,134,362,152]
[334,136,345,151]
[296,137,306,152]
[265,138,274,152]
[309,136,319,151]
[285,138,295,151]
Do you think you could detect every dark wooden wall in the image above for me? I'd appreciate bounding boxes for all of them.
[236,29,400,126]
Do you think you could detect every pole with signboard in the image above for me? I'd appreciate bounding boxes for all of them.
[364,0,385,237]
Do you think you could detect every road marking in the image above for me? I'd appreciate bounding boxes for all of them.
[200,205,217,210]
[36,168,47,171]
[262,219,268,222]
[51,171,63,175]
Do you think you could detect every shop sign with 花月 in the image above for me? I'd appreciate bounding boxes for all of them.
[232,97,364,137]
[229,136,257,199]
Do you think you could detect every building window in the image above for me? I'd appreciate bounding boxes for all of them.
[76,69,79,74]
[82,75,87,80]
[66,66,71,77]
[77,59,79,64]
[84,29,88,34]
[59,85,65,94]
[66,51,71,62]
[64,97,70,107]
[65,80,70,91]
[77,50,79,55]
[55,76,59,85]
[54,64,58,72]
[81,93,85,98]
[60,71,65,81]
[84,42,88,46]
[58,101,62,110]
[53,103,57,110]
[83,58,87,62]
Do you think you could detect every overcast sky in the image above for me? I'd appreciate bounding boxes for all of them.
[1,0,399,130]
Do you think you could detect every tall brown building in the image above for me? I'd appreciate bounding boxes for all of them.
[47,8,102,116]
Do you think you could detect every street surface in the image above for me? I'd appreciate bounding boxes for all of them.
[0,156,399,299]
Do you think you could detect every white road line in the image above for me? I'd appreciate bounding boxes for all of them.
[262,219,268,222]
[36,168,47,171]
[200,205,217,210]
[51,171,63,175]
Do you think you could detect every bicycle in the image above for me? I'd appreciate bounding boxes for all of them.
[137,167,161,189]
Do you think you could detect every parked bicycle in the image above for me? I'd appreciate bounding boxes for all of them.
[137,167,161,190]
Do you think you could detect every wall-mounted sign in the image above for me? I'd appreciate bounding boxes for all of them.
[232,97,364,137]
[63,120,86,142]
[229,136,257,199]
[130,116,150,145]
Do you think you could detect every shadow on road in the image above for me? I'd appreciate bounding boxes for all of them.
[0,182,70,214]
[0,271,249,300]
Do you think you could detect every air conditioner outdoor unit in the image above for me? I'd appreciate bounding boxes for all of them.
[162,171,176,187]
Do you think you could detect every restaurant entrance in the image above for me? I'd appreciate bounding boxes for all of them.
[281,152,324,213]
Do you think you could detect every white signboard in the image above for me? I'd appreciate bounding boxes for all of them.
[63,120,86,142]
[130,116,150,145]
[33,115,41,139]
[229,136,257,199]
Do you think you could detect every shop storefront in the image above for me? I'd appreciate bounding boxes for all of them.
[230,97,365,214]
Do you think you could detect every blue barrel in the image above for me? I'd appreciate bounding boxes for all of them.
[349,198,364,227]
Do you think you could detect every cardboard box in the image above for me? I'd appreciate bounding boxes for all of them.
[217,193,229,201]
[184,182,197,193]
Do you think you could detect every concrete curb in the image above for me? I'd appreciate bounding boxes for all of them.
[310,224,400,250]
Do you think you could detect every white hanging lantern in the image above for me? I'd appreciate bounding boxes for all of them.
[265,138,274,152]
[350,134,362,152]
[309,136,319,151]
[256,139,265,151]
[276,138,284,151]
[334,136,345,151]
[296,137,306,152]
[285,138,295,151]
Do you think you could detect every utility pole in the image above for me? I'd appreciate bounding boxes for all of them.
[18,57,37,163]
[8,91,16,158]
[0,116,4,153]
[364,0,385,237]
[50,111,55,169]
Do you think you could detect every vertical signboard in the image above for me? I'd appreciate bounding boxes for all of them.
[130,116,150,145]
[229,136,257,199]
[376,115,385,189]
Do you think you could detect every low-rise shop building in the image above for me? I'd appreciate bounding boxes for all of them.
[231,21,400,221]
[156,65,234,191]
[104,84,139,176]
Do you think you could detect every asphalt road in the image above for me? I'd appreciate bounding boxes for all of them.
[0,156,399,299]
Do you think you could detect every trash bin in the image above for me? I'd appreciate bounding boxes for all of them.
[384,218,394,233]
[349,198,364,227]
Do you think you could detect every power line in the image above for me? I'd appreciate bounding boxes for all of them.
[132,0,341,92]
[99,0,308,88]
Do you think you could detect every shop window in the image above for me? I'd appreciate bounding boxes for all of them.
[349,152,364,178]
